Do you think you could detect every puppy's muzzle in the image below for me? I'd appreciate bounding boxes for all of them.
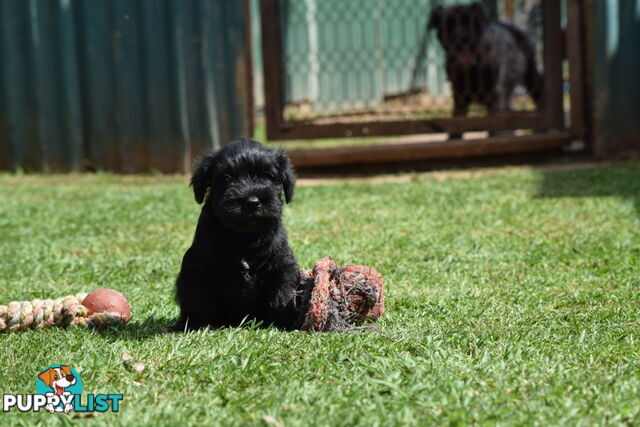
[243,195,261,212]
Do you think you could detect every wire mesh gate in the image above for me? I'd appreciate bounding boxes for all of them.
[259,0,587,166]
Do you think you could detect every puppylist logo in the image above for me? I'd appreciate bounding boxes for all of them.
[3,364,123,414]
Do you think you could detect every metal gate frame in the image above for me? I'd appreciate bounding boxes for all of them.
[259,0,588,166]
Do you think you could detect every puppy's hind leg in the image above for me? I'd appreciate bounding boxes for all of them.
[487,67,517,138]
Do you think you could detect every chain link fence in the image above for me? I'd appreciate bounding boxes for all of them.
[279,0,544,124]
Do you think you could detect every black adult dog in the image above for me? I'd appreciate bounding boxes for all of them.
[172,139,300,331]
[428,2,543,123]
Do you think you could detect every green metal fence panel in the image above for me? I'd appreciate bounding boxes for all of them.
[313,0,382,111]
[0,0,250,173]
[594,0,640,155]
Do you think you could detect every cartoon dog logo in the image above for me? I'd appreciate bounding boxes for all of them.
[37,365,77,413]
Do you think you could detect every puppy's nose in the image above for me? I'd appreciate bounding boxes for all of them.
[244,196,261,210]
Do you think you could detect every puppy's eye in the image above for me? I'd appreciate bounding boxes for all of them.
[265,171,276,180]
[223,174,233,183]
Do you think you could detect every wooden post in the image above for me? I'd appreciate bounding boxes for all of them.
[542,0,564,131]
[566,0,586,140]
[260,0,286,140]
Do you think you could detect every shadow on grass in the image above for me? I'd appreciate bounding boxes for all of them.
[95,316,175,341]
[536,163,640,216]
[93,316,272,340]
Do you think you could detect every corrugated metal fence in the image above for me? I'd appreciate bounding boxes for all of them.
[0,0,250,173]
[593,0,640,155]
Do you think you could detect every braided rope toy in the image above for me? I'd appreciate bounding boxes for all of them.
[0,292,127,333]
[1,259,384,333]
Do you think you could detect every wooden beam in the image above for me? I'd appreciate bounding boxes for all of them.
[271,112,543,140]
[287,132,571,168]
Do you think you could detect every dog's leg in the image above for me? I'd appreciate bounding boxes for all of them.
[494,64,509,113]
[260,266,301,330]
[450,92,470,140]
[173,260,226,331]
[486,65,517,138]
[267,290,300,330]
[486,96,498,138]
[64,396,74,413]
[44,392,56,413]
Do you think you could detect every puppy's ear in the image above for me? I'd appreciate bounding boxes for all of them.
[276,150,296,203]
[38,369,54,387]
[191,151,218,204]
[470,2,489,22]
[428,5,443,30]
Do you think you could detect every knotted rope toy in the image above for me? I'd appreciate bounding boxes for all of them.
[298,257,385,332]
[0,289,131,333]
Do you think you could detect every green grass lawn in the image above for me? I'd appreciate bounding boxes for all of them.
[1,163,639,425]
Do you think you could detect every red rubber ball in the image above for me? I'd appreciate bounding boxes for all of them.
[82,288,131,322]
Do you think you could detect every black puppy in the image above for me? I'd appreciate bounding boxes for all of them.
[172,139,300,331]
[429,2,543,124]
